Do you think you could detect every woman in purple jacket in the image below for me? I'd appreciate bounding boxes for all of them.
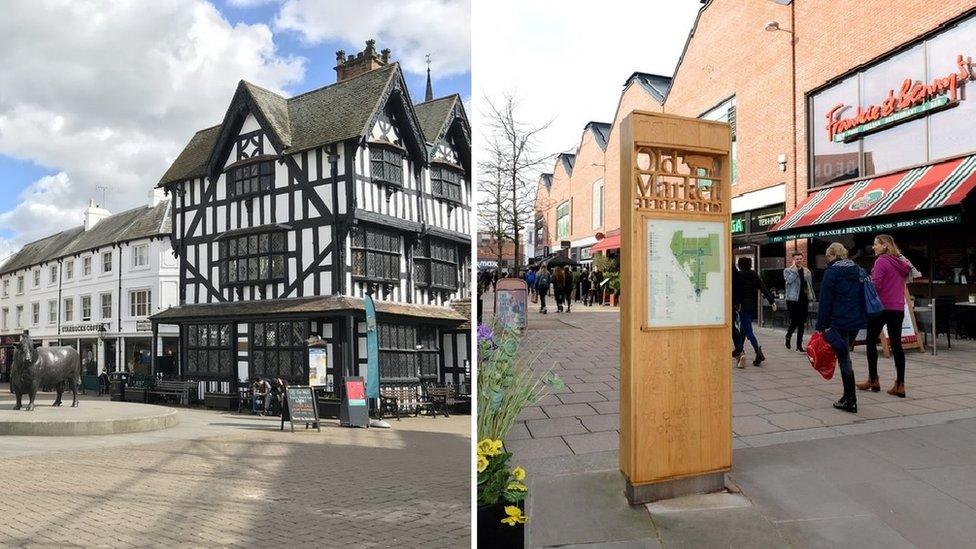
[857,234,912,397]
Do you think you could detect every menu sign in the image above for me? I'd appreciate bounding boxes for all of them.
[282,385,320,432]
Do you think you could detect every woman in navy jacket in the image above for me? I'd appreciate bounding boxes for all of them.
[815,242,868,413]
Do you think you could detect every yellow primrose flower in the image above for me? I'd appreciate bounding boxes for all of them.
[511,466,526,481]
[477,438,503,457]
[477,455,489,473]
[507,481,528,492]
[501,505,527,526]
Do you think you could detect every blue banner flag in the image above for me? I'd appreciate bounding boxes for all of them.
[364,293,380,399]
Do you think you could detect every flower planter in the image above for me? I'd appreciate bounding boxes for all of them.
[477,503,524,549]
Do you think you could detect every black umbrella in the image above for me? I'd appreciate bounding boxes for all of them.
[546,256,580,268]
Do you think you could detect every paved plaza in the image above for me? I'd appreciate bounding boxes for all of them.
[0,388,470,548]
[485,291,976,547]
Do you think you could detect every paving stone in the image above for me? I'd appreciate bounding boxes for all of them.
[504,437,574,460]
[526,417,588,438]
[543,403,599,418]
[580,414,619,432]
[589,401,620,414]
[731,402,768,416]
[558,392,608,404]
[763,412,824,430]
[733,416,782,436]
[563,431,620,454]
[570,382,614,393]
[506,422,533,440]
[518,406,549,421]
[757,399,809,413]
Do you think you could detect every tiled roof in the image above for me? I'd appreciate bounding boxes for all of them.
[0,200,171,276]
[625,72,673,103]
[585,122,612,150]
[160,64,401,185]
[151,295,468,323]
[414,95,459,144]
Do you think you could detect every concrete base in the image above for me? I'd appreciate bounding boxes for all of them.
[0,399,178,436]
[625,471,727,505]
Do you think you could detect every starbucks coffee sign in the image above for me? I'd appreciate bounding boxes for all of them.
[62,323,108,334]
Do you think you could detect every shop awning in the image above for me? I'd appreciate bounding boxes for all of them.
[590,233,621,253]
[769,154,976,243]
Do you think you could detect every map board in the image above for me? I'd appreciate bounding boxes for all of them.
[645,218,727,328]
[308,348,328,387]
[282,385,320,432]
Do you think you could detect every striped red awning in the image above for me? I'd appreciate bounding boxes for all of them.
[589,233,620,253]
[771,154,976,238]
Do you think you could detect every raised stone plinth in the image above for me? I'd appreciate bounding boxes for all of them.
[0,399,178,436]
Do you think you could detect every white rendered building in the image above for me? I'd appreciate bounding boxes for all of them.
[0,192,179,380]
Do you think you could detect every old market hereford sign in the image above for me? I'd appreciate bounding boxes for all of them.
[827,54,975,143]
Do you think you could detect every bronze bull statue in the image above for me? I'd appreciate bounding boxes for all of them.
[11,332,81,411]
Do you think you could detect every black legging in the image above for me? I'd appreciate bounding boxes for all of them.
[785,300,809,348]
[866,309,906,383]
[538,289,548,311]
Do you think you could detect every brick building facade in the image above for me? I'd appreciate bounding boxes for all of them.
[534,1,976,307]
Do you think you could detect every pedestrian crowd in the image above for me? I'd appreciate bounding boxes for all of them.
[732,234,916,414]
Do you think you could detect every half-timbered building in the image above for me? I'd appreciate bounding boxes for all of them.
[151,41,472,395]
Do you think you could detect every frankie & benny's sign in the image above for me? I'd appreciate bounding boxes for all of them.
[826,54,974,143]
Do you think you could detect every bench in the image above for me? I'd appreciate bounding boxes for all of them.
[423,386,452,418]
[380,386,434,420]
[149,380,195,406]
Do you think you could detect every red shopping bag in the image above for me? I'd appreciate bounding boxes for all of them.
[806,331,837,380]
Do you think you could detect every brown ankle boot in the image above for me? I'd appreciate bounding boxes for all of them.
[887,382,906,398]
[856,378,880,392]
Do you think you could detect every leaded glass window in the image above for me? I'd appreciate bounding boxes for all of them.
[413,238,458,290]
[219,230,286,287]
[369,145,404,186]
[430,165,463,203]
[377,323,439,382]
[351,225,400,282]
[227,161,273,198]
[251,321,307,382]
[185,323,233,378]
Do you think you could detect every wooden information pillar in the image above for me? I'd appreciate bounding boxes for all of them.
[619,111,732,504]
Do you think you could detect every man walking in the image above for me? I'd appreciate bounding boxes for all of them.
[784,251,816,352]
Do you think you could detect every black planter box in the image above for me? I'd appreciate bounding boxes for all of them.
[204,393,239,411]
[317,399,341,420]
[124,387,148,403]
[477,503,524,548]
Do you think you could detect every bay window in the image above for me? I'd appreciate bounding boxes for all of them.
[370,144,404,187]
[351,225,401,282]
[219,230,287,286]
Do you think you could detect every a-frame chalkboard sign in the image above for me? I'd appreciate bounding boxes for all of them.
[281,385,321,432]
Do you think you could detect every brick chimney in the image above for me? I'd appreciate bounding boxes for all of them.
[335,39,391,83]
[83,199,110,231]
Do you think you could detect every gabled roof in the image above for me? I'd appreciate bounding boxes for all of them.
[0,201,171,276]
[624,72,673,103]
[160,63,425,185]
[585,122,612,150]
[414,94,460,144]
[539,173,553,192]
[557,153,576,176]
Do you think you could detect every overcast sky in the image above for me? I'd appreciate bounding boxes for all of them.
[472,1,701,186]
[0,0,470,263]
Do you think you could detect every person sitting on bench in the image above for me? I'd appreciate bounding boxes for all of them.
[251,377,271,415]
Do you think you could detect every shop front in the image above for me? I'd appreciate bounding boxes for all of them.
[732,201,787,293]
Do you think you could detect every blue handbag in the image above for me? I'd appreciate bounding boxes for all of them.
[860,268,884,317]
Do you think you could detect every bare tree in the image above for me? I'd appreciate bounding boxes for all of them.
[477,147,509,274]
[479,92,552,272]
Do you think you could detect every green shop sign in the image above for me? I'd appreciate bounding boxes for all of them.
[768,212,962,243]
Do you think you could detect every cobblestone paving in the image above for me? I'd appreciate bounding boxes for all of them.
[0,411,471,548]
[487,291,976,465]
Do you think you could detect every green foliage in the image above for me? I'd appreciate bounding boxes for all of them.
[477,451,526,506]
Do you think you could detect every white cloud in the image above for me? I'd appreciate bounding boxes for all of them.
[472,1,701,172]
[274,0,470,76]
[0,0,306,251]
[227,0,280,6]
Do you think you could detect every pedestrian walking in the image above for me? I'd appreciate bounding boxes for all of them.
[536,266,551,314]
[553,266,566,312]
[784,251,816,352]
[580,269,592,306]
[572,268,582,303]
[591,269,604,306]
[562,267,574,313]
[731,260,746,368]
[816,242,868,413]
[525,268,537,298]
[858,234,913,397]
[736,257,777,365]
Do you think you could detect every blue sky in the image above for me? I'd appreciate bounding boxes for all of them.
[0,0,470,259]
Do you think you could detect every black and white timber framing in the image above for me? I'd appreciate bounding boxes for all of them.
[152,55,471,394]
